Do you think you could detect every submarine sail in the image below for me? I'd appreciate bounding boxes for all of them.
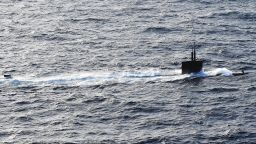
[181,46,203,74]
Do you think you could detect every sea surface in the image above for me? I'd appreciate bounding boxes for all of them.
[0,0,256,143]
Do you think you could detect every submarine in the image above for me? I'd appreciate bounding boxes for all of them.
[181,46,246,76]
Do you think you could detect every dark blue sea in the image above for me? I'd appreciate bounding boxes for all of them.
[0,0,255,143]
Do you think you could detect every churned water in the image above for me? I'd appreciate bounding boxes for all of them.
[0,0,256,143]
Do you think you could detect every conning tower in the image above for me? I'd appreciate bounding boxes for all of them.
[181,46,203,74]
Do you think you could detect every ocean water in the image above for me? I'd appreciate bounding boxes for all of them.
[0,0,256,143]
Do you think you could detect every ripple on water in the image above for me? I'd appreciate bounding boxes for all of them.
[1,0,256,143]
[143,27,183,34]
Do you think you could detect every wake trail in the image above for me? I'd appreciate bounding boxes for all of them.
[0,68,240,86]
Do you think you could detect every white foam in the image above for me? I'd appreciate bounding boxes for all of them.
[190,70,208,77]
[0,68,234,86]
[205,68,233,76]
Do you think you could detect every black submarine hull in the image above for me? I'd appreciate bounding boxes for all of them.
[233,71,247,76]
